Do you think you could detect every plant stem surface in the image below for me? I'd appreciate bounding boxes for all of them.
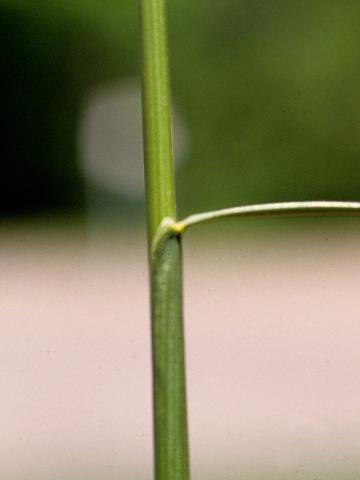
[140,1,190,479]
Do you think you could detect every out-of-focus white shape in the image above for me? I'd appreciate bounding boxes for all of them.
[78,79,188,199]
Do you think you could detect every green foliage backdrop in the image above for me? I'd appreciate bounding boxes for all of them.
[1,0,359,217]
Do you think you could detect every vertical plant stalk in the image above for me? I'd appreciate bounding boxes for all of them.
[140,1,190,479]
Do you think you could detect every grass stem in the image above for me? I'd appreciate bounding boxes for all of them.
[139,1,190,479]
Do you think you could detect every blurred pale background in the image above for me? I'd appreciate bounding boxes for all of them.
[1,1,360,479]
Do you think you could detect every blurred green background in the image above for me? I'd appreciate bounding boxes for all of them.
[1,0,359,223]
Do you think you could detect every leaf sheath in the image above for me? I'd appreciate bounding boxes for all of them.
[151,234,189,480]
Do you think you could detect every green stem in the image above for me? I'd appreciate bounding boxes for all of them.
[140,0,176,241]
[139,1,190,480]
